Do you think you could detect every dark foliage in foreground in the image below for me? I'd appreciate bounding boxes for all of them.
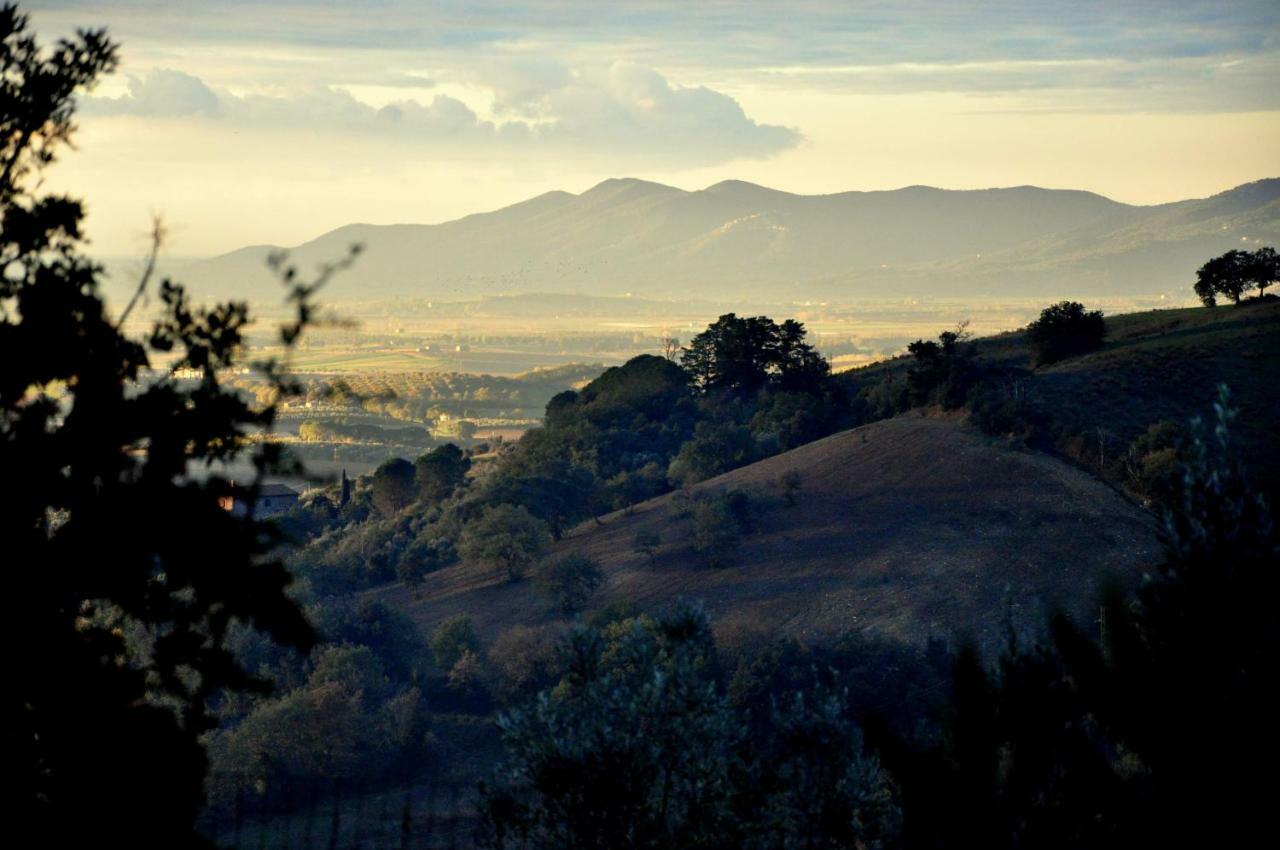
[1,6,345,844]
[478,605,901,850]
[870,386,1276,848]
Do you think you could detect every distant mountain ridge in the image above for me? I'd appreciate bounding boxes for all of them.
[179,177,1280,303]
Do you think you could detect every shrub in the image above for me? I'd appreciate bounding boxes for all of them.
[447,649,487,700]
[538,554,605,616]
[1026,301,1105,365]
[458,503,551,582]
[667,421,758,487]
[692,495,744,568]
[396,533,457,586]
[966,377,1046,444]
[487,623,566,705]
[904,325,978,408]
[477,604,898,849]
[1123,421,1188,506]
[430,615,480,670]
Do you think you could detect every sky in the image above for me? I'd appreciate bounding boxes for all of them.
[28,1,1280,257]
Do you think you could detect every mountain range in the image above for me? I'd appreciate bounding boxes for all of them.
[176,177,1280,304]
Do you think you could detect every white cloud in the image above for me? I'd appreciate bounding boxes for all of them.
[81,64,801,165]
[87,68,221,117]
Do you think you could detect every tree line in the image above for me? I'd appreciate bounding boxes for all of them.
[1193,246,1278,306]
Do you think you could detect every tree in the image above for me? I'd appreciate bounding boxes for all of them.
[414,442,470,503]
[680,313,829,395]
[1244,245,1278,297]
[667,420,757,487]
[691,494,744,568]
[478,606,738,850]
[1,5,347,844]
[749,390,830,451]
[1026,301,1105,365]
[482,465,595,539]
[429,614,481,670]
[396,532,456,586]
[487,623,566,704]
[901,323,978,406]
[478,605,898,849]
[661,335,681,361]
[539,553,605,616]
[458,503,551,581]
[370,456,416,514]
[1193,248,1257,306]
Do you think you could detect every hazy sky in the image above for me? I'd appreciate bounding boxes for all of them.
[30,1,1280,257]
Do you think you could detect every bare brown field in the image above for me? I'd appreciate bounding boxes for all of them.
[377,416,1160,654]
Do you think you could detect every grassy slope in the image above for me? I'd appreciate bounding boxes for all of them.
[379,417,1160,654]
[846,298,1280,495]
[377,301,1276,655]
[1033,301,1280,488]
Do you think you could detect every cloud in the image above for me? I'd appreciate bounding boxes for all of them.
[46,2,1280,114]
[87,68,221,117]
[81,63,801,165]
[751,54,1280,112]
[540,63,798,159]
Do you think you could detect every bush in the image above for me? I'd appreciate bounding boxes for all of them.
[1123,421,1188,506]
[447,650,487,701]
[477,604,898,849]
[458,503,551,582]
[396,533,457,586]
[1026,301,1105,365]
[430,615,480,670]
[905,325,978,407]
[667,421,758,487]
[692,494,745,568]
[966,377,1044,444]
[538,554,605,616]
[487,624,566,705]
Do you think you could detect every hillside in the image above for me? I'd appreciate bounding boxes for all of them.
[379,416,1160,654]
[845,298,1280,495]
[178,177,1279,304]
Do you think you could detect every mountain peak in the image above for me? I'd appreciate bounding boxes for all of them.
[702,179,794,200]
[581,177,682,197]
[1210,177,1280,204]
